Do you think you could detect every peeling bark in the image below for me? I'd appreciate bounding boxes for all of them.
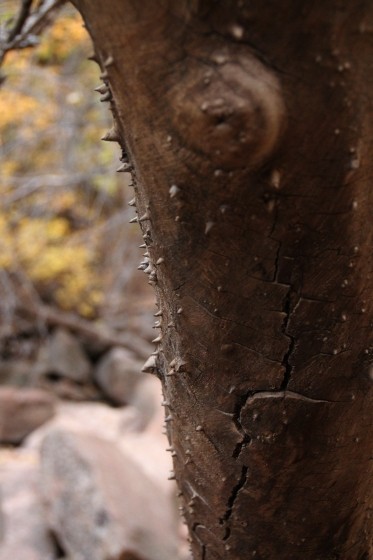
[70,1,372,559]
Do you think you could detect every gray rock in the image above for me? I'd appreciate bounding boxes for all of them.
[34,328,91,384]
[93,347,143,405]
[0,359,33,387]
[0,448,57,560]
[0,387,56,444]
[40,430,180,560]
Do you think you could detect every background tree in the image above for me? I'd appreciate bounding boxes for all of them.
[69,1,373,559]
[0,1,153,359]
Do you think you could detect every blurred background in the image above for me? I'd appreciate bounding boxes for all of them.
[0,0,155,361]
[0,3,187,559]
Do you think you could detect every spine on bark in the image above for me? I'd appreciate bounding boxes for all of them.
[169,52,286,170]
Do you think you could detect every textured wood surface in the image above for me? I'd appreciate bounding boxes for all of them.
[71,2,373,558]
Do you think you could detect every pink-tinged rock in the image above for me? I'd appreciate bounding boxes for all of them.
[0,387,56,444]
[0,448,57,560]
[40,429,180,560]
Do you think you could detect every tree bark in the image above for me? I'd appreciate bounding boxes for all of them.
[70,1,373,558]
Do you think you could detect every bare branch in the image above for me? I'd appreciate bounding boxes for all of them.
[7,0,33,43]
[17,301,153,360]
[0,0,67,68]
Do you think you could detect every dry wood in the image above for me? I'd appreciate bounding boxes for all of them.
[70,1,373,558]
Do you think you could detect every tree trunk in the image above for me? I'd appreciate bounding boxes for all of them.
[70,1,373,558]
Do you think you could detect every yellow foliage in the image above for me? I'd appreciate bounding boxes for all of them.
[0,212,103,317]
[0,9,119,319]
[0,90,38,129]
[35,15,89,65]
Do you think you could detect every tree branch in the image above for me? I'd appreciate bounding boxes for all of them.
[17,300,153,360]
[0,0,67,69]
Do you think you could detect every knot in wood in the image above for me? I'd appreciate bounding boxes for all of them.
[170,53,285,169]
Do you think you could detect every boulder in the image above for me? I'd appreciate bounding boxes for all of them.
[0,359,33,387]
[34,328,91,384]
[0,448,57,560]
[24,400,129,449]
[40,430,180,560]
[0,387,56,444]
[93,347,143,405]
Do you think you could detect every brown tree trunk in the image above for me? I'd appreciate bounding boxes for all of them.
[71,1,373,558]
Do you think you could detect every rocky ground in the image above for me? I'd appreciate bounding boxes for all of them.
[0,327,190,560]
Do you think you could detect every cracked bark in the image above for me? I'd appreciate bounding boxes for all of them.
[71,1,372,559]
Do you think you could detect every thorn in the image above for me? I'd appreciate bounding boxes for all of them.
[100,70,109,79]
[139,212,150,222]
[156,257,164,265]
[166,447,174,452]
[165,415,173,422]
[151,350,159,356]
[169,359,176,367]
[153,321,161,328]
[94,84,108,94]
[101,127,120,142]
[100,90,112,102]
[167,322,175,328]
[168,473,176,480]
[88,53,99,62]
[195,425,203,431]
[104,55,114,67]
[139,244,146,249]
[128,198,136,206]
[129,216,138,223]
[154,310,163,317]
[143,251,150,257]
[152,335,162,343]
[171,451,177,457]
[169,184,180,198]
[166,370,175,376]
[177,307,183,314]
[205,221,215,234]
[141,355,158,374]
[137,264,147,270]
[117,162,133,172]
[161,400,170,406]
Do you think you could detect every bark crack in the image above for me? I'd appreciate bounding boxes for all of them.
[220,465,249,541]
[246,390,339,404]
[232,390,252,459]
[279,282,297,391]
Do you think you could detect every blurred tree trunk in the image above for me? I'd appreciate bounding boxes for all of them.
[71,1,373,558]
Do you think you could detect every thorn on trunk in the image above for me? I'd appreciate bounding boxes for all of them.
[104,55,114,67]
[94,84,108,94]
[117,162,133,172]
[101,127,120,142]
